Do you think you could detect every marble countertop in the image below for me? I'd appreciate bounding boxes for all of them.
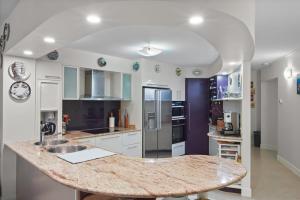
[208,131,242,142]
[6,141,246,198]
[64,127,141,140]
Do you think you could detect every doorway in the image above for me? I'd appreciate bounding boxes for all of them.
[261,78,278,152]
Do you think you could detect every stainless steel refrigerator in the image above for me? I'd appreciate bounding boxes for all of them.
[143,87,172,158]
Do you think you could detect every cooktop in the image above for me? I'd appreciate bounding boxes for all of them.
[82,128,120,135]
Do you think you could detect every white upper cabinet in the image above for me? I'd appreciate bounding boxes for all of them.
[63,67,132,101]
[122,73,132,100]
[39,80,61,111]
[36,61,62,80]
[63,66,79,100]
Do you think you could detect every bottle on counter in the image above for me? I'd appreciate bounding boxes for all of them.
[109,112,115,128]
[118,109,122,128]
[124,111,129,128]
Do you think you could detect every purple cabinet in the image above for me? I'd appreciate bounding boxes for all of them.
[185,78,209,155]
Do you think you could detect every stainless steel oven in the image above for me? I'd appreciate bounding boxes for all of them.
[172,117,185,144]
[172,101,185,119]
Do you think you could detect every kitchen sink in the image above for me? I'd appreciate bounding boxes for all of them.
[47,145,87,153]
[34,139,69,146]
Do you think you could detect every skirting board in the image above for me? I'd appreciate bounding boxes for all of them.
[277,155,300,178]
[260,144,277,151]
[241,187,252,198]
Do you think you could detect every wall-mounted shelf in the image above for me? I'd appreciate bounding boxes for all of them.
[211,97,243,101]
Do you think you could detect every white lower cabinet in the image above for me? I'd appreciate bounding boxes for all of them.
[172,142,185,157]
[74,131,142,157]
[122,144,141,157]
[96,134,122,153]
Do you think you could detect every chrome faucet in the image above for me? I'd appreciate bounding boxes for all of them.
[40,121,56,146]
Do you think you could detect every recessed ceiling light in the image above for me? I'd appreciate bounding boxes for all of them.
[137,46,163,57]
[43,37,55,44]
[189,16,204,25]
[229,62,239,66]
[23,50,33,56]
[86,15,101,24]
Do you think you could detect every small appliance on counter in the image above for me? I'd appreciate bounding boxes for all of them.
[216,118,225,132]
[221,112,240,136]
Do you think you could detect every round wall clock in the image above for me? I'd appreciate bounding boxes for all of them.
[97,57,107,67]
[8,62,31,81]
[132,62,140,71]
[154,64,160,73]
[9,81,31,100]
[176,67,182,76]
[47,50,59,60]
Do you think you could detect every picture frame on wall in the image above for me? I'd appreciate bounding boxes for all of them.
[297,74,300,94]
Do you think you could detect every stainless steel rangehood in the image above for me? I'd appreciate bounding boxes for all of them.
[80,69,121,101]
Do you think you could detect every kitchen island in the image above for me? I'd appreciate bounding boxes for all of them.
[7,140,246,200]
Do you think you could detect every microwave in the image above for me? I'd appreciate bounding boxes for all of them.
[172,101,185,119]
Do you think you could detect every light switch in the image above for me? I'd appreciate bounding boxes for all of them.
[279,99,283,104]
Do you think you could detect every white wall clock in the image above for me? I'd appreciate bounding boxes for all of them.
[8,62,31,81]
[9,81,31,100]
[154,64,160,73]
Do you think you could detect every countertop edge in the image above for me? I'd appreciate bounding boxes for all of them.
[6,141,247,198]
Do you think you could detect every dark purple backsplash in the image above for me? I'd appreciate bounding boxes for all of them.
[63,100,120,131]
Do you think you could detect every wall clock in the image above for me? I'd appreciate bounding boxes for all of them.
[176,67,182,76]
[9,81,31,100]
[97,57,107,67]
[132,62,140,71]
[8,62,31,81]
[154,64,160,73]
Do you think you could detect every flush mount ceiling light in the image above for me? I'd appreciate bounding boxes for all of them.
[86,15,101,24]
[189,16,204,25]
[23,50,33,56]
[43,36,55,44]
[137,46,163,57]
[228,61,240,66]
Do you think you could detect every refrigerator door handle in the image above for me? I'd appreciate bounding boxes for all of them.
[156,90,162,130]
[155,90,159,131]
[159,90,162,130]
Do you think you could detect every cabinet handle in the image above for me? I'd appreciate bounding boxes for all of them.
[188,103,191,131]
[45,75,61,79]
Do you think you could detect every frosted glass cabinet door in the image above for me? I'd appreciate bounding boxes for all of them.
[122,73,131,100]
[64,67,78,99]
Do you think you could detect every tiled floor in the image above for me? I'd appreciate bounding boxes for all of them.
[208,147,300,200]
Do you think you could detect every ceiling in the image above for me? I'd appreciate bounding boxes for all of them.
[1,0,255,75]
[253,0,300,69]
[69,26,219,68]
[0,0,19,25]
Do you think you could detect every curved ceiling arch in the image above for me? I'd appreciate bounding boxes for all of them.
[68,25,221,69]
[5,0,255,74]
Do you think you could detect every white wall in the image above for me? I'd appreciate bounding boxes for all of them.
[261,79,278,151]
[241,62,252,197]
[261,49,300,176]
[140,58,186,101]
[1,56,36,200]
[0,58,3,190]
